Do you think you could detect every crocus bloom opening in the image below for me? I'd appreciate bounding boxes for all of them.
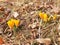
[7,19,20,29]
[39,12,48,22]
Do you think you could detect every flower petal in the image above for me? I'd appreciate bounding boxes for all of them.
[43,13,48,22]
[7,20,14,29]
[14,19,20,27]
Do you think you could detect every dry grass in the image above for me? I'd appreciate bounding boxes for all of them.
[0,0,60,45]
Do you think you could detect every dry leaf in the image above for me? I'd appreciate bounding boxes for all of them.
[0,37,4,44]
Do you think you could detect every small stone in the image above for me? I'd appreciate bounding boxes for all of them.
[12,12,19,18]
[31,23,37,28]
[30,11,35,15]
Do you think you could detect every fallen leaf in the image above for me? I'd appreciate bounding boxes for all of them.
[0,37,4,44]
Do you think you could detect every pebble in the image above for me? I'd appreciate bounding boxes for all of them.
[12,12,19,18]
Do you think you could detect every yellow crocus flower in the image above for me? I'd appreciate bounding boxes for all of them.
[7,19,20,29]
[14,19,20,27]
[7,20,14,29]
[39,12,48,22]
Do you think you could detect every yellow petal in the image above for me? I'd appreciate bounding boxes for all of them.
[43,13,48,22]
[10,19,15,22]
[7,20,14,29]
[14,19,20,27]
[39,12,44,19]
